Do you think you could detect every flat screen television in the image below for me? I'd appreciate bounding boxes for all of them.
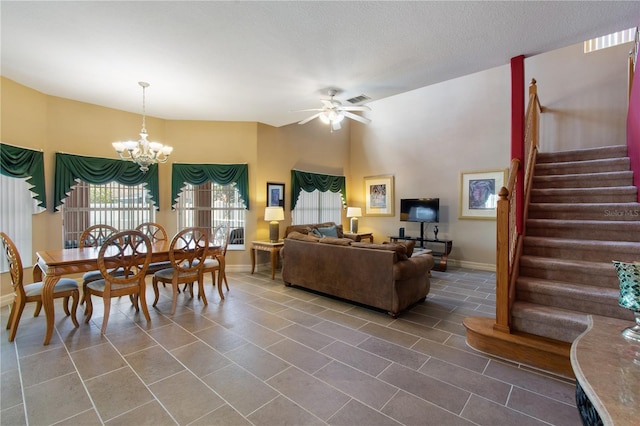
[400,198,439,223]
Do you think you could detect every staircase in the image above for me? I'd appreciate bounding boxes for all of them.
[511,145,639,343]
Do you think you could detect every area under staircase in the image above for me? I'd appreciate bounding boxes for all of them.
[511,145,639,344]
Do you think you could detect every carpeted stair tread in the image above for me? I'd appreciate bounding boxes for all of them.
[530,186,637,203]
[519,255,618,288]
[528,202,640,220]
[522,236,640,261]
[515,276,634,320]
[533,171,633,188]
[536,145,627,163]
[511,301,589,342]
[526,219,640,241]
[535,158,630,176]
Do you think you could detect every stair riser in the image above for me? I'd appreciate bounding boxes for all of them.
[530,193,637,203]
[533,175,633,189]
[536,146,628,163]
[528,207,640,221]
[522,245,639,262]
[515,290,633,319]
[511,317,583,343]
[535,159,630,176]
[526,227,640,242]
[519,266,619,288]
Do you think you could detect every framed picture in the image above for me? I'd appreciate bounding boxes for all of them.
[266,182,285,207]
[364,175,394,216]
[459,169,506,220]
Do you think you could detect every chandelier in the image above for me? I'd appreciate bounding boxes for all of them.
[112,82,173,173]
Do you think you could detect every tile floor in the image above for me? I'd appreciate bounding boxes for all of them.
[0,267,582,425]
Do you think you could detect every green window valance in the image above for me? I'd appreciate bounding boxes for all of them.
[1,143,47,209]
[291,170,347,210]
[171,163,249,209]
[54,153,160,211]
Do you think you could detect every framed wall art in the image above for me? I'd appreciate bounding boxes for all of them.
[459,169,506,220]
[364,175,394,216]
[266,182,285,207]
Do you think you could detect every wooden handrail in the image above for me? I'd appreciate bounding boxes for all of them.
[494,79,542,333]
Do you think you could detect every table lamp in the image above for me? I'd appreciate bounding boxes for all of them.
[264,206,285,243]
[346,207,362,233]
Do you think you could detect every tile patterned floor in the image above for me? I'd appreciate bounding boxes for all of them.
[0,267,582,425]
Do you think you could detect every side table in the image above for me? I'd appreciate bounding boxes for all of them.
[344,232,374,242]
[251,240,284,280]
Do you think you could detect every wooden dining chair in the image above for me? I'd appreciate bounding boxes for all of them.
[84,230,152,334]
[135,222,172,275]
[201,224,231,300]
[79,224,122,307]
[1,232,79,342]
[152,227,209,315]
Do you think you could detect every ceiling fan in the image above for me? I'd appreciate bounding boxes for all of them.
[295,89,371,132]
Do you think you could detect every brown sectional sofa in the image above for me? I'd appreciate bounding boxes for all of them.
[281,223,434,317]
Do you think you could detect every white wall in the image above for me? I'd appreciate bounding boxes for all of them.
[350,40,632,270]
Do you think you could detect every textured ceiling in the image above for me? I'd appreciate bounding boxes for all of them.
[2,1,639,127]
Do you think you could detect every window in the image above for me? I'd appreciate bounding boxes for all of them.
[292,189,343,225]
[61,180,155,248]
[176,182,245,249]
[0,175,42,271]
[584,27,637,53]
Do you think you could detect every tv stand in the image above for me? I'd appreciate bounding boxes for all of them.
[389,223,452,271]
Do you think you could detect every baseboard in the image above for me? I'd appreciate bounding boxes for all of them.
[449,259,496,272]
[1,293,15,307]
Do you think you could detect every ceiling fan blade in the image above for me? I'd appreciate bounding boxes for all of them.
[332,120,342,131]
[343,110,371,124]
[298,112,322,125]
[321,99,341,108]
[340,105,371,111]
[291,108,323,113]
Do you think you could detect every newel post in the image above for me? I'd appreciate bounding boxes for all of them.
[494,186,511,333]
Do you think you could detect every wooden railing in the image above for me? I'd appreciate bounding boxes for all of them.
[494,79,542,333]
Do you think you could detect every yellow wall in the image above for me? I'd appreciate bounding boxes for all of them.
[0,77,347,297]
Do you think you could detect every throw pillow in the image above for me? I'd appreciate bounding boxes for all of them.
[315,225,339,238]
[287,231,320,242]
[612,260,640,310]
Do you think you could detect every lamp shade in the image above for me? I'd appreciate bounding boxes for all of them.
[346,207,362,218]
[264,206,285,222]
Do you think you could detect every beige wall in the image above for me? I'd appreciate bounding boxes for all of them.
[525,42,631,151]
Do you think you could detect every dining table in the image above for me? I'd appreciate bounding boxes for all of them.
[34,240,222,345]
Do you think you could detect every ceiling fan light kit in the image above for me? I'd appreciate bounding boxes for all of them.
[296,89,371,132]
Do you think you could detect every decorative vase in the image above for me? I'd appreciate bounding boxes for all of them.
[433,226,439,241]
[613,261,640,342]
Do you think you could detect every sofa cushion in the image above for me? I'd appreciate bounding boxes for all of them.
[385,240,415,257]
[287,231,320,242]
[318,237,353,246]
[351,242,408,261]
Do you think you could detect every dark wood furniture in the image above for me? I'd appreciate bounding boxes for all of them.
[389,236,452,271]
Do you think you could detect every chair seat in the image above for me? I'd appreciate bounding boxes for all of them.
[154,267,199,282]
[198,258,220,269]
[82,267,125,283]
[87,279,140,292]
[24,278,79,297]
